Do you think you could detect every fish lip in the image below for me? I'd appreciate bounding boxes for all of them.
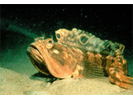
[27,43,42,60]
[27,43,41,54]
[30,44,39,51]
[27,44,44,66]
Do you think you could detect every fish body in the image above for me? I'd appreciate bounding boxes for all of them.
[27,28,133,90]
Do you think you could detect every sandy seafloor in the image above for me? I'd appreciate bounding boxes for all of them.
[0,44,133,95]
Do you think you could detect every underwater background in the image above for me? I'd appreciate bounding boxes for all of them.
[0,4,133,95]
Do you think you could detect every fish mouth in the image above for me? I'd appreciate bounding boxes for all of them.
[27,44,42,62]
[27,43,50,75]
[29,44,39,53]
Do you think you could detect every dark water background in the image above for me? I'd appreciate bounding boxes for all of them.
[1,4,133,76]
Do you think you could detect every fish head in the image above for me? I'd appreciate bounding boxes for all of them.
[27,37,54,75]
[27,36,78,78]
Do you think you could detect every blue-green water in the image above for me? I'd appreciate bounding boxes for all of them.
[1,4,133,78]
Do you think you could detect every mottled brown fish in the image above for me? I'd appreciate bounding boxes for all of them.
[27,28,133,90]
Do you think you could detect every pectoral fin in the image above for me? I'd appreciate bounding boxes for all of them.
[82,61,104,78]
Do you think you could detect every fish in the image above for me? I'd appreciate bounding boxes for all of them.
[27,28,133,90]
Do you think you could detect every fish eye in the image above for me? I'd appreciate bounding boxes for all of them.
[46,39,54,49]
[79,34,89,45]
[48,40,52,44]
